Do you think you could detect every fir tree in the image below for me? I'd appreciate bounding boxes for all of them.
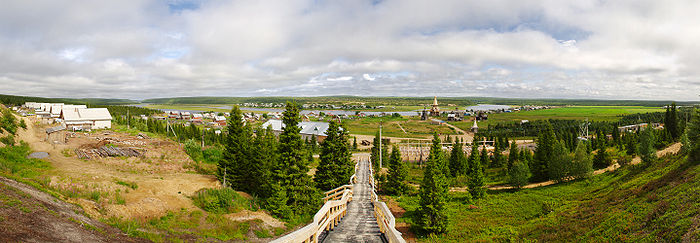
[686,108,700,164]
[468,147,486,199]
[593,148,612,170]
[250,125,277,198]
[275,101,320,215]
[532,121,555,182]
[668,102,680,140]
[219,106,252,191]
[479,145,489,171]
[507,140,519,170]
[371,131,388,171]
[638,127,657,166]
[416,133,449,234]
[353,136,358,150]
[315,121,354,190]
[448,139,466,177]
[385,145,408,195]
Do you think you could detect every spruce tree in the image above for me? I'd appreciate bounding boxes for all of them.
[448,139,466,177]
[219,106,252,191]
[275,101,320,215]
[252,125,278,198]
[480,145,489,170]
[638,127,657,166]
[686,108,700,164]
[416,133,449,234]
[507,140,519,170]
[593,148,612,169]
[468,148,486,199]
[668,102,680,140]
[532,121,555,182]
[353,136,358,150]
[315,121,354,190]
[385,145,408,195]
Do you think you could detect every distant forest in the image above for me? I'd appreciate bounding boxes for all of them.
[142,96,698,107]
[0,94,134,106]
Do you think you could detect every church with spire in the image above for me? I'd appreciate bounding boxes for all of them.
[429,96,440,116]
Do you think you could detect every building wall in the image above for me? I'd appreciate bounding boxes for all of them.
[93,120,111,129]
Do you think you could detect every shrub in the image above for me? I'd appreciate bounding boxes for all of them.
[192,188,248,214]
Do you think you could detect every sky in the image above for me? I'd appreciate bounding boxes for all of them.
[1,0,699,101]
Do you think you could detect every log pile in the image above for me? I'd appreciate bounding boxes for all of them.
[75,146,145,160]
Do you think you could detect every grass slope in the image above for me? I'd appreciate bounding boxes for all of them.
[450,106,664,131]
[391,152,699,242]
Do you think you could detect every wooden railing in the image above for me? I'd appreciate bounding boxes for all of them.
[271,162,358,243]
[368,162,407,243]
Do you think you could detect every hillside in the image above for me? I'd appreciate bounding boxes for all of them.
[389,150,699,242]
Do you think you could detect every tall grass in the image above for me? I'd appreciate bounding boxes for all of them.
[191,188,251,214]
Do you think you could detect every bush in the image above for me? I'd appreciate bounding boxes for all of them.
[192,188,249,214]
[0,134,14,146]
[184,139,202,162]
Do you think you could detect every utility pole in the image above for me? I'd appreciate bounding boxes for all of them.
[379,121,383,169]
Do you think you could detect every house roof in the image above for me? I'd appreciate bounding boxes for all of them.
[262,119,333,136]
[64,108,112,121]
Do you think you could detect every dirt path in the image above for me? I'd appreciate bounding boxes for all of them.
[0,176,147,242]
[486,142,683,190]
[15,116,220,219]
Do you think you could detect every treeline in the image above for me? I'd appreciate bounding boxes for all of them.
[217,103,355,220]
[143,96,477,106]
[143,95,697,107]
[0,94,133,106]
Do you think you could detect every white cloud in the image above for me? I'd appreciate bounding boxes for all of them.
[0,0,699,100]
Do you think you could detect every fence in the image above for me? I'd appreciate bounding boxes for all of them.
[368,162,407,243]
[271,163,358,243]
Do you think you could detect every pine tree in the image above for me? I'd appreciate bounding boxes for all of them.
[219,106,252,191]
[448,139,466,177]
[570,141,593,180]
[275,101,320,215]
[315,121,354,190]
[416,133,449,234]
[385,145,408,195]
[638,127,657,166]
[532,121,555,182]
[371,131,388,172]
[353,136,358,150]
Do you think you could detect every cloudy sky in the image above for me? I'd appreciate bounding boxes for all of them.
[1,0,699,100]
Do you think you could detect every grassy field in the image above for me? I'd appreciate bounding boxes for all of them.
[449,106,664,131]
[342,116,460,139]
[388,152,699,242]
